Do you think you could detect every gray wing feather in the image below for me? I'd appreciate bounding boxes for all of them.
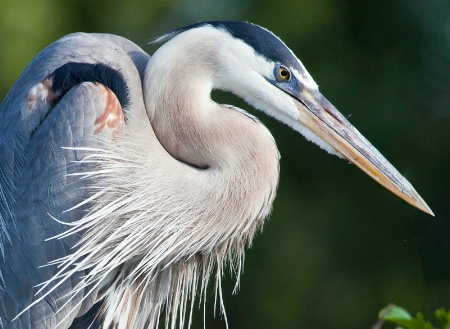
[0,33,149,328]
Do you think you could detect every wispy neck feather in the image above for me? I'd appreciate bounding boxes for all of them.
[38,29,280,329]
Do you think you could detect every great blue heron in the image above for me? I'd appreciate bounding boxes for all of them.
[0,21,432,329]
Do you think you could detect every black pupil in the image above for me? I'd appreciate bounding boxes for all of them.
[280,69,289,78]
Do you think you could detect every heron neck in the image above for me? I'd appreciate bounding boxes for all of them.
[141,37,280,245]
[144,63,275,169]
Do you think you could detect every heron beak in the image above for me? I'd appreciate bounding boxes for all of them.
[292,89,433,216]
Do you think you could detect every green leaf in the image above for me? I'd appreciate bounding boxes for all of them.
[434,309,450,329]
[379,305,413,321]
[379,305,436,329]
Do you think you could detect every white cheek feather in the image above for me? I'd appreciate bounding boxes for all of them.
[213,38,300,121]
[212,35,338,157]
[154,26,339,158]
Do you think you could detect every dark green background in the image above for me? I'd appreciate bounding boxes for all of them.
[1,1,449,328]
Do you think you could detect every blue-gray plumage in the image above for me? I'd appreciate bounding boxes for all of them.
[0,21,432,329]
[0,33,148,328]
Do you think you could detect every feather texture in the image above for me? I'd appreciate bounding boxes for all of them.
[1,25,280,329]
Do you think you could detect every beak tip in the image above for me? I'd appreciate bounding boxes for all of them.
[293,91,434,217]
[416,202,434,217]
[420,201,435,217]
[409,189,434,216]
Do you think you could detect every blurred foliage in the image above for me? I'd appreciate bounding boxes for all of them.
[376,304,450,329]
[1,1,449,328]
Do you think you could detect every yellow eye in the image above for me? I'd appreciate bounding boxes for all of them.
[276,65,291,81]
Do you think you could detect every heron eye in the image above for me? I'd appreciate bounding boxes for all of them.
[276,65,291,81]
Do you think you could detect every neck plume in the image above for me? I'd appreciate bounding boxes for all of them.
[41,30,281,329]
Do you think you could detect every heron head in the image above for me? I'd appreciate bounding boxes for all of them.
[151,21,432,215]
